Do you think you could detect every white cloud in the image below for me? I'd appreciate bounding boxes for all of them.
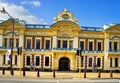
[21,0,41,7]
[0,1,46,24]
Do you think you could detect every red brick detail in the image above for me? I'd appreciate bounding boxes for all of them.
[94,56,96,65]
[41,55,44,68]
[94,39,96,51]
[32,54,34,64]
[23,54,25,68]
[85,56,87,70]
[32,36,35,49]
[102,56,104,69]
[86,39,88,50]
[103,39,104,51]
[24,36,26,49]
[42,37,44,49]
[50,55,52,68]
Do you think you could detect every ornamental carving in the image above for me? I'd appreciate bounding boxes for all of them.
[57,27,73,37]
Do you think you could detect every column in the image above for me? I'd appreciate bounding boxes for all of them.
[52,36,57,48]
[19,35,24,47]
[104,38,109,70]
[73,37,78,48]
[0,35,3,47]
[32,54,34,64]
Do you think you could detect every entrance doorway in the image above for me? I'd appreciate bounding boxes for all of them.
[59,57,70,71]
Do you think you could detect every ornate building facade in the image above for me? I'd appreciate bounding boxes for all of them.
[0,9,120,71]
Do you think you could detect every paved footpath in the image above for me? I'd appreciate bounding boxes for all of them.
[0,70,120,79]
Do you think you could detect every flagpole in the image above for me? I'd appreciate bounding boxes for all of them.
[0,7,14,75]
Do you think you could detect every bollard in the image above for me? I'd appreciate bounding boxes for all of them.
[84,71,86,78]
[11,69,14,75]
[53,70,55,78]
[110,70,113,78]
[37,69,39,77]
[98,71,101,78]
[2,68,5,75]
[23,68,25,76]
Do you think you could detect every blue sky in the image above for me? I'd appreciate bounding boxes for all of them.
[0,0,120,27]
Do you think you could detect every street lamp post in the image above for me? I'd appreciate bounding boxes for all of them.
[0,7,14,75]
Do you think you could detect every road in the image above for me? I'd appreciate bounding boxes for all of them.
[0,76,120,83]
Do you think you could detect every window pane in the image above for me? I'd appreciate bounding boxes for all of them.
[114,42,117,50]
[26,56,30,66]
[115,58,118,67]
[109,42,112,50]
[98,42,101,51]
[89,42,93,51]
[16,39,19,47]
[57,40,61,48]
[110,58,112,67]
[81,56,83,67]
[63,41,67,48]
[4,38,7,47]
[45,57,49,66]
[46,40,50,49]
[89,58,92,67]
[80,41,84,50]
[36,40,40,49]
[27,39,31,49]
[3,55,6,64]
[15,55,17,65]
[97,58,101,67]
[36,56,40,66]
[69,41,73,48]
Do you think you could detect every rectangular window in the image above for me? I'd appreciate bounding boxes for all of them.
[89,57,92,67]
[27,39,31,49]
[110,58,112,67]
[80,41,84,50]
[97,58,101,67]
[89,42,93,51]
[3,55,6,64]
[109,42,112,50]
[81,56,84,67]
[45,57,49,66]
[26,56,30,66]
[4,38,7,47]
[46,40,50,49]
[57,40,61,48]
[69,41,73,48]
[36,40,40,49]
[63,41,67,48]
[15,55,17,65]
[114,42,117,50]
[115,58,118,67]
[10,38,12,47]
[16,39,19,47]
[98,42,101,51]
[36,56,40,66]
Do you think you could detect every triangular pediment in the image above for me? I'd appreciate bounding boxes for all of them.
[0,19,25,29]
[104,24,120,34]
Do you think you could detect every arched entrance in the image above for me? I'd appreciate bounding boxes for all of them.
[59,57,70,70]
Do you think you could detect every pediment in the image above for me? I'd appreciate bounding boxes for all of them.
[50,21,81,31]
[105,24,120,33]
[0,19,25,29]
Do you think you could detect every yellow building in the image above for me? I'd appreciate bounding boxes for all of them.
[0,9,120,71]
